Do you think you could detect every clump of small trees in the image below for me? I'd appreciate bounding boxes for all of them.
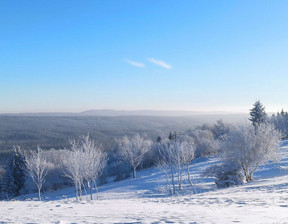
[155,135,196,195]
[271,109,288,138]
[62,135,107,201]
[0,135,108,201]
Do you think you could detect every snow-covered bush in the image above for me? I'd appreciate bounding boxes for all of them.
[109,160,131,181]
[204,162,244,188]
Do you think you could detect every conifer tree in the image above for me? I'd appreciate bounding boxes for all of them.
[1,146,26,199]
[249,100,267,127]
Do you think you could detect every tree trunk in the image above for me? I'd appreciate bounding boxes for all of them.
[78,181,82,200]
[170,168,176,195]
[38,186,41,201]
[187,164,193,187]
[94,181,99,200]
[82,183,88,201]
[177,164,182,190]
[74,182,78,201]
[90,184,93,200]
[133,167,136,179]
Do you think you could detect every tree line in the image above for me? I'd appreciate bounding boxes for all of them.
[0,100,285,200]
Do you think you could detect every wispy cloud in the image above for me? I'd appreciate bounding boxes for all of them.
[125,59,145,68]
[148,58,172,69]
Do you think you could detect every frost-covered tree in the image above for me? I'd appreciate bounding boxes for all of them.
[156,135,196,194]
[220,123,281,182]
[270,109,288,138]
[81,135,107,200]
[211,120,233,139]
[179,136,196,187]
[249,100,267,127]
[62,140,84,201]
[1,146,26,199]
[62,135,107,201]
[190,129,219,157]
[25,147,49,201]
[117,134,152,179]
[156,138,177,195]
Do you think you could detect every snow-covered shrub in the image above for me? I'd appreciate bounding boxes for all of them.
[109,160,131,181]
[204,162,244,188]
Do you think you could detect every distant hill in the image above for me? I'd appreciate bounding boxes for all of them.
[2,109,248,117]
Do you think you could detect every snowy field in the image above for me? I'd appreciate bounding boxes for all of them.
[1,141,288,224]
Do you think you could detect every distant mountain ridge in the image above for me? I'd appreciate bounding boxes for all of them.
[1,109,248,117]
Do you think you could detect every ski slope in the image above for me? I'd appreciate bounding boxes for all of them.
[1,140,288,223]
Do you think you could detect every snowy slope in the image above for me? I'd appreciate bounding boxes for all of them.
[1,141,288,223]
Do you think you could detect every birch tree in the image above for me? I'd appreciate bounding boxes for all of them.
[62,135,107,201]
[156,135,195,194]
[62,140,84,201]
[25,147,48,201]
[81,135,107,200]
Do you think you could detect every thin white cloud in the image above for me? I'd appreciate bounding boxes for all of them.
[148,58,172,69]
[125,59,145,68]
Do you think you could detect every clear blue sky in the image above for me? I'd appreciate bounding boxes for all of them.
[1,0,288,113]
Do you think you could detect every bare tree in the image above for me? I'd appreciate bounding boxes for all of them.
[117,134,152,178]
[25,147,49,201]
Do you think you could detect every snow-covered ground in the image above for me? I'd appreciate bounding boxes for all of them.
[1,141,288,224]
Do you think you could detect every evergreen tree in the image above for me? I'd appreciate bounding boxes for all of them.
[249,100,267,127]
[1,146,26,199]
[168,132,177,141]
